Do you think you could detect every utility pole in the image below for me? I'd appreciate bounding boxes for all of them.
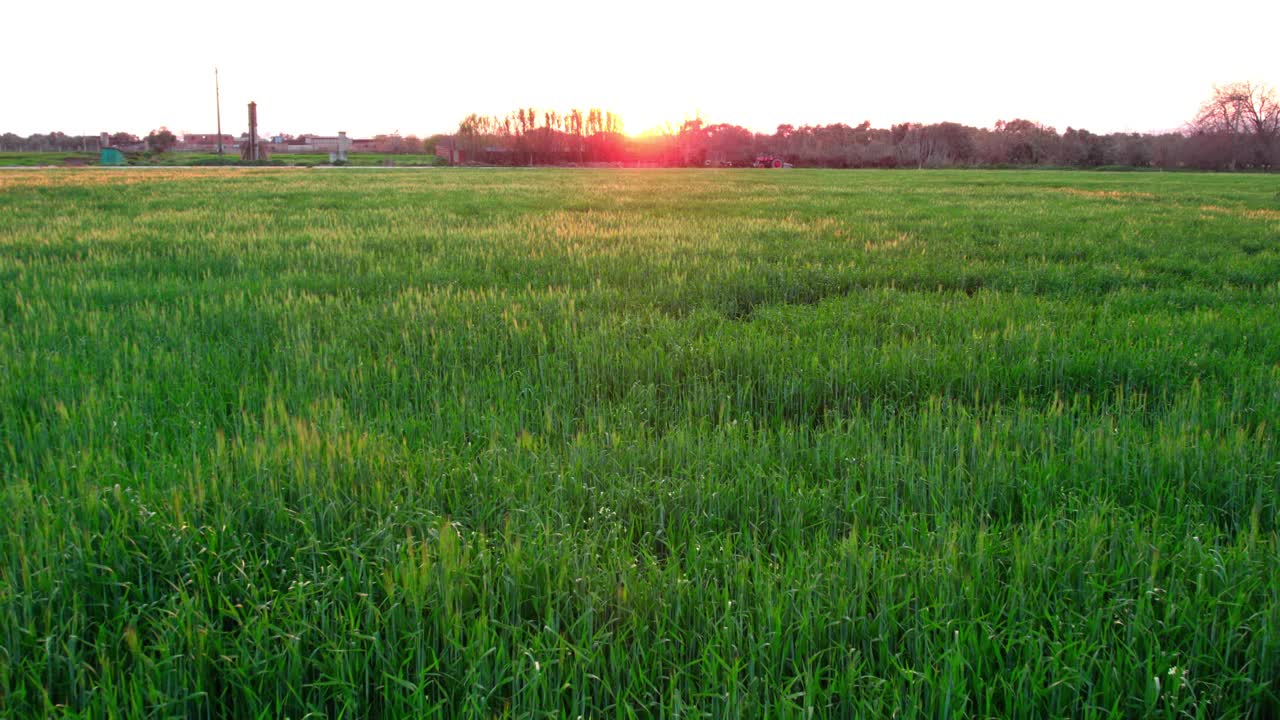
[215,67,224,156]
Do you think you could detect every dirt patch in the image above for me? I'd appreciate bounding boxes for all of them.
[1056,188,1156,200]
[1199,204,1280,222]
[0,168,285,191]
[865,232,912,251]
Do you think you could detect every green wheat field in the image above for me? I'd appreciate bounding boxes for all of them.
[1,168,1278,718]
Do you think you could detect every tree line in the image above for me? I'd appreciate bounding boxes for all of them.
[451,109,628,165]
[446,83,1278,170]
[5,83,1274,169]
[0,131,131,153]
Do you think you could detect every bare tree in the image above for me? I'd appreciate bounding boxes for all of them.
[569,109,585,163]
[1194,82,1280,169]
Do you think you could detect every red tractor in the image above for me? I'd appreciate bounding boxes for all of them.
[753,154,787,168]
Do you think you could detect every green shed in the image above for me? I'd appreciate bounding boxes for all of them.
[100,147,126,166]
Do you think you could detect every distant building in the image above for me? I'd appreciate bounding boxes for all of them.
[352,135,412,153]
[270,132,352,154]
[350,138,384,153]
[436,140,464,165]
[178,134,236,152]
[100,132,145,153]
[189,130,424,156]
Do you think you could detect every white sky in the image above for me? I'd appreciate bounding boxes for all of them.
[2,0,1276,138]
